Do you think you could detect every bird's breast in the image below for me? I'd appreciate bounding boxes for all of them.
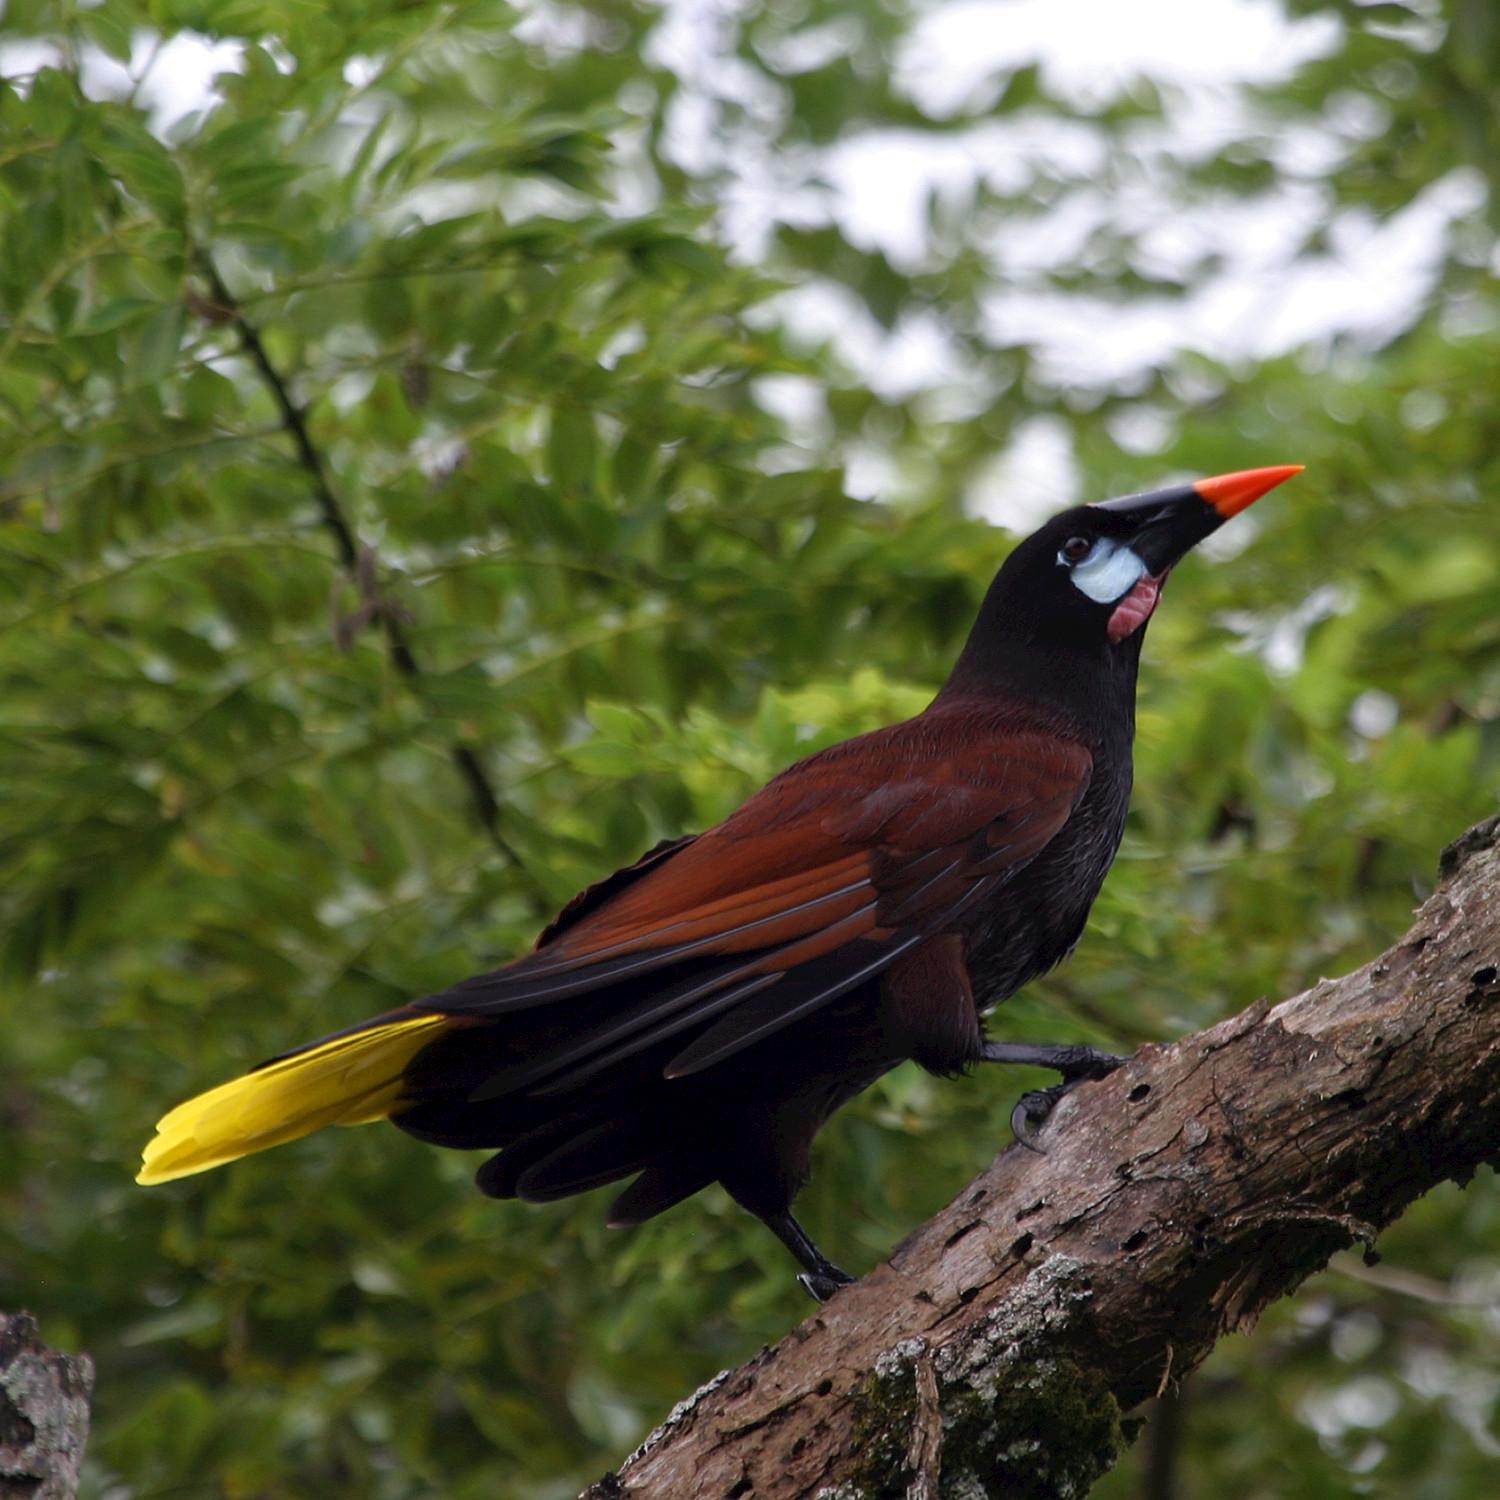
[961,746,1133,1010]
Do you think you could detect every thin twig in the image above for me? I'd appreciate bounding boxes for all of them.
[197,251,531,878]
[1329,1252,1492,1309]
[1141,1384,1186,1500]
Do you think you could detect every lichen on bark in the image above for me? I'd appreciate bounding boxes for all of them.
[842,1257,1130,1499]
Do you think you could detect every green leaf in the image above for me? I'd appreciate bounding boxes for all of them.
[74,296,157,335]
[548,405,598,495]
[131,300,186,383]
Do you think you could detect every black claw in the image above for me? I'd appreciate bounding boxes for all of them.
[1010,1081,1074,1151]
[798,1266,855,1303]
[986,1041,1128,1151]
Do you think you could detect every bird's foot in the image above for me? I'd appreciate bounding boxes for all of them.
[1010,1081,1076,1151]
[1058,1045,1129,1082]
[797,1264,856,1303]
[760,1208,858,1303]
[998,1047,1129,1152]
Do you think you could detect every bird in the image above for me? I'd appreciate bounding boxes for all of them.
[138,464,1302,1299]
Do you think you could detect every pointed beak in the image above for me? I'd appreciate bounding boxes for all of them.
[1092,464,1303,573]
[1192,465,1306,519]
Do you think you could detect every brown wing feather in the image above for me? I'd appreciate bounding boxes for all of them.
[533,834,697,950]
[422,706,1091,1087]
[538,716,1089,959]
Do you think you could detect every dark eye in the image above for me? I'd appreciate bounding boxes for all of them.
[1059,536,1092,565]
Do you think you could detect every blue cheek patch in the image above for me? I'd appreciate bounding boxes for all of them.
[1068,541,1147,604]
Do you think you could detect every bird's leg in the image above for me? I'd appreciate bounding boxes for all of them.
[979,1040,1129,1152]
[762,1209,856,1303]
[980,1040,1127,1076]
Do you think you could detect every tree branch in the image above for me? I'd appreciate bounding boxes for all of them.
[586,814,1500,1499]
[194,254,527,877]
[0,1312,93,1500]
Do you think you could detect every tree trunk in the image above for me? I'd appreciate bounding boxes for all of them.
[584,814,1500,1499]
[0,1313,93,1500]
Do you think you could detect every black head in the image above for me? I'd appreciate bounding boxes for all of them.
[943,465,1303,712]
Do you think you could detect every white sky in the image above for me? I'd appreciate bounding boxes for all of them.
[902,0,1339,112]
[641,0,1477,521]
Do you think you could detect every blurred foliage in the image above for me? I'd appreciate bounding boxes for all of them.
[1,0,1499,1495]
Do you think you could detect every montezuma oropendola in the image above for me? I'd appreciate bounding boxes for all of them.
[139,464,1302,1299]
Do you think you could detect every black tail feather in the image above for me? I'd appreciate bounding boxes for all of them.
[608,1162,714,1226]
[513,1119,662,1201]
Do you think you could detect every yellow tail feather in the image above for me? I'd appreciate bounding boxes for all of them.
[136,1014,450,1185]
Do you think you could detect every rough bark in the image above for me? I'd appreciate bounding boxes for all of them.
[585,814,1500,1500]
[0,1313,93,1500]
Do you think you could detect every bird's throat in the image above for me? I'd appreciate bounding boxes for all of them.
[1106,573,1163,643]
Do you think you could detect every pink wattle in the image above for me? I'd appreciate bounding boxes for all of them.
[1107,573,1163,642]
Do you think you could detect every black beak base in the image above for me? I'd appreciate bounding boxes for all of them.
[1090,485,1222,575]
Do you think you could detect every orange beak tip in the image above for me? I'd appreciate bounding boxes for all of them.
[1193,464,1305,519]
